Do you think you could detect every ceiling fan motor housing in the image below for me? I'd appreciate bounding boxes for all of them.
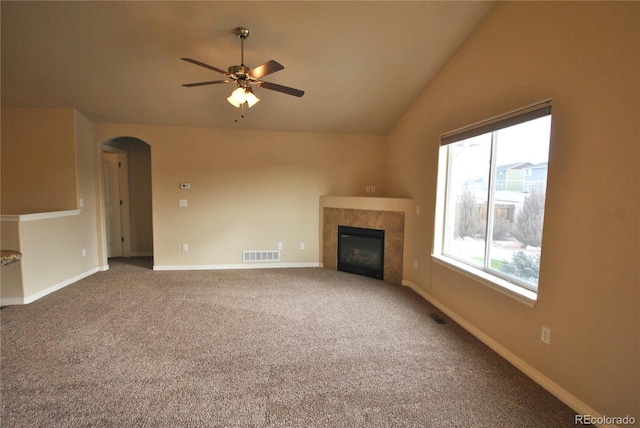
[228,65,252,79]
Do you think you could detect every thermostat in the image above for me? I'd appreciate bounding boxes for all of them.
[180,183,191,190]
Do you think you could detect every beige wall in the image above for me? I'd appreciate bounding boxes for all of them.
[1,109,102,302]
[386,1,639,419]
[94,124,386,269]
[1,108,78,214]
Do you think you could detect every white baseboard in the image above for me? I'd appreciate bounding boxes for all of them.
[153,262,321,271]
[3,267,101,305]
[402,279,613,428]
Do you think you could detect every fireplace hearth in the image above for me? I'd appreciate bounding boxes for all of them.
[337,225,385,280]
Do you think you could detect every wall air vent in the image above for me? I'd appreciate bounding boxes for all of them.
[243,250,281,262]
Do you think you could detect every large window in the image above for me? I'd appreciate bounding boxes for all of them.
[434,101,552,299]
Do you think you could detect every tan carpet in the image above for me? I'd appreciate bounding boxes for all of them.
[1,258,582,427]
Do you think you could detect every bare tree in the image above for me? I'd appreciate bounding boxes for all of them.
[456,188,479,239]
[514,188,545,247]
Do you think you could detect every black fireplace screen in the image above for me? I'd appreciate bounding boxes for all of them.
[337,225,384,280]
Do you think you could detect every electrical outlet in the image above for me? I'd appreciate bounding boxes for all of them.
[416,205,420,215]
[182,244,189,252]
[81,248,87,257]
[414,260,418,269]
[299,242,305,250]
[541,326,551,345]
[179,199,188,207]
[366,186,371,193]
[371,185,376,193]
[277,242,283,250]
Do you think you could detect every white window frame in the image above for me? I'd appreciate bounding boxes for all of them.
[433,100,552,306]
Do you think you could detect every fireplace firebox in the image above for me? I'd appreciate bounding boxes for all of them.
[337,225,384,280]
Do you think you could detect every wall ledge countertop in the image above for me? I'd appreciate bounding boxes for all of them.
[0,250,22,266]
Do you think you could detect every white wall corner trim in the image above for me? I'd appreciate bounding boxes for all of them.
[401,279,613,428]
[0,209,81,222]
[5,267,100,305]
[153,262,321,271]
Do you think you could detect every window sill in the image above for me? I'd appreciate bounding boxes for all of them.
[431,254,537,307]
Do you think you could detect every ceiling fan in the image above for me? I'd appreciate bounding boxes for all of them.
[181,27,304,112]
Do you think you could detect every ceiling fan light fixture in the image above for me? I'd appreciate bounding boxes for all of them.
[245,87,260,108]
[226,95,242,108]
[227,86,260,108]
[228,87,247,107]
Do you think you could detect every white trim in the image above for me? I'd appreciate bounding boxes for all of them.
[2,267,100,305]
[1,209,81,222]
[153,262,321,271]
[432,255,537,307]
[402,279,613,428]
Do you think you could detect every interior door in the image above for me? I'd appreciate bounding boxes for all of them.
[103,152,123,258]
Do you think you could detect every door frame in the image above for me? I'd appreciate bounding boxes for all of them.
[101,146,132,257]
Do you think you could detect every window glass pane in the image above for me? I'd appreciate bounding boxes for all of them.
[489,116,551,288]
[444,134,491,267]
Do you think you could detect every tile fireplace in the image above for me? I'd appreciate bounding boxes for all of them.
[322,204,406,284]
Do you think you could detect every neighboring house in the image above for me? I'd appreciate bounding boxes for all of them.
[465,161,544,230]
[523,162,548,192]
[465,161,548,194]
[494,162,532,191]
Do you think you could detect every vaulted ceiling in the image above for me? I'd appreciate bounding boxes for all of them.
[1,1,493,136]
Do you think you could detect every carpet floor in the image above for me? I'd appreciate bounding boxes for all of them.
[1,258,581,427]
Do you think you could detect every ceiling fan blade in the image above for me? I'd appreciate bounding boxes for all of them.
[182,80,230,87]
[248,60,284,79]
[257,81,305,97]
[181,58,231,76]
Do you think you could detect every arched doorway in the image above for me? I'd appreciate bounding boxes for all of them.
[101,137,153,262]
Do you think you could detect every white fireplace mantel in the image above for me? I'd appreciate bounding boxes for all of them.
[319,196,414,213]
